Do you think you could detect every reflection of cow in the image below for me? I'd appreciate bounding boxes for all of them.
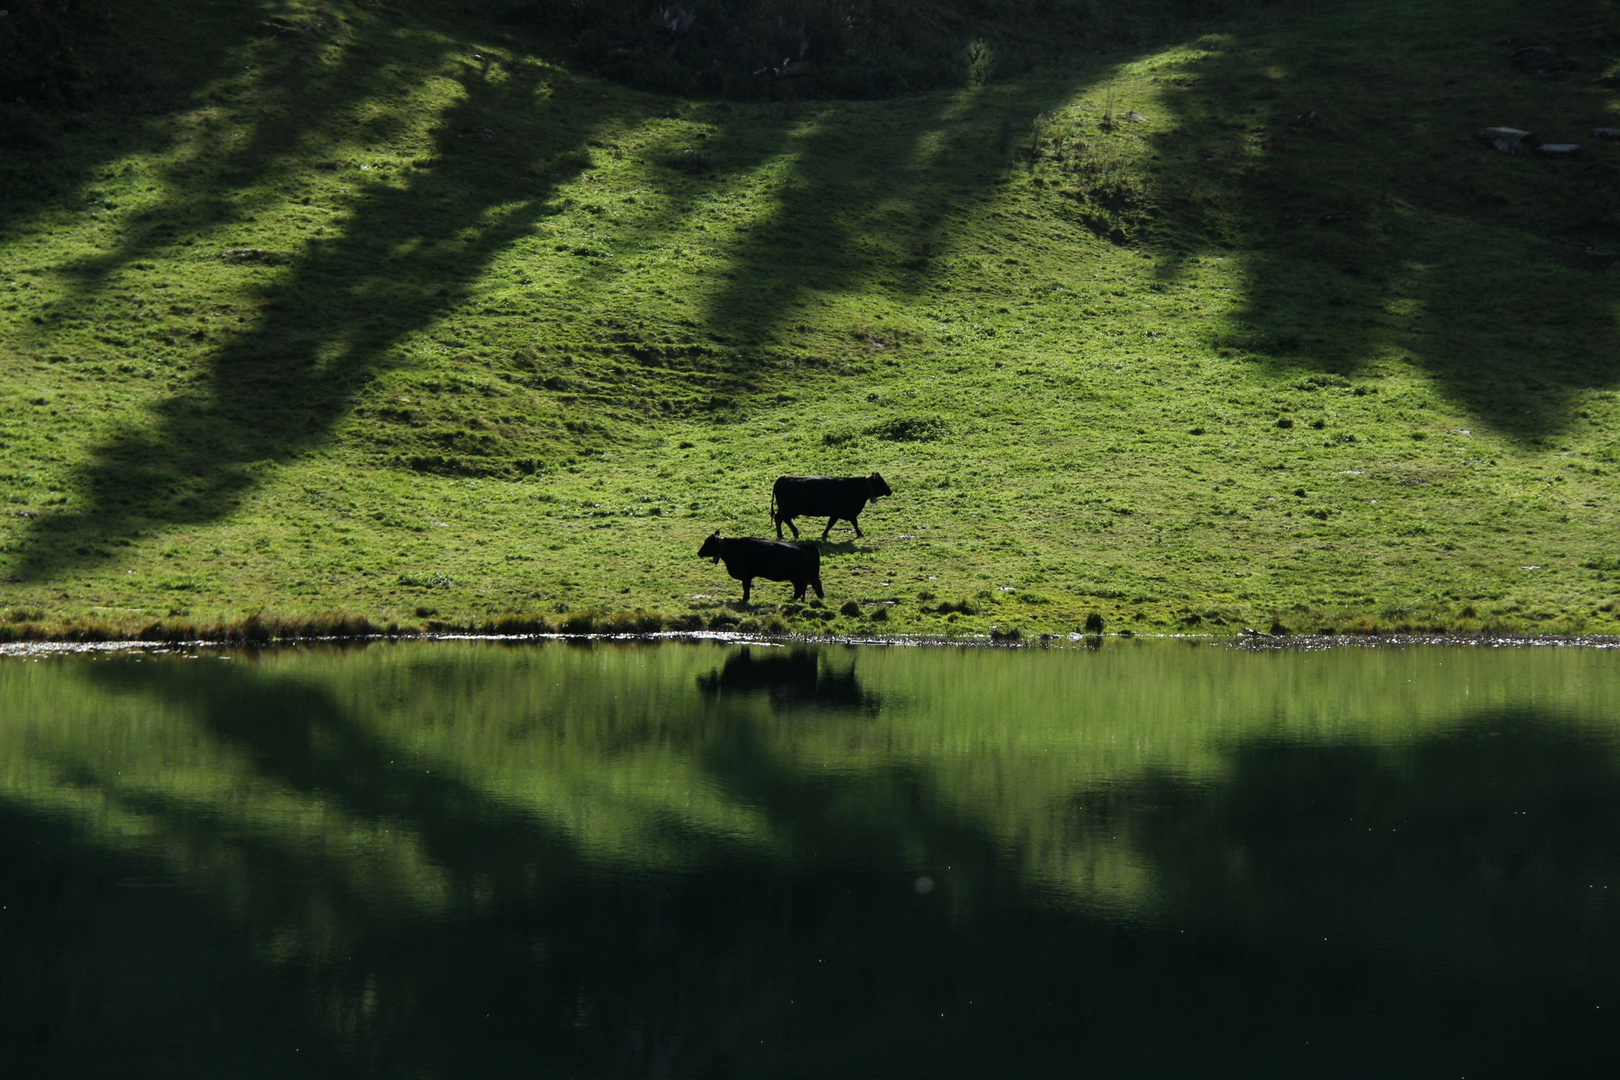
[771,473,893,540]
[698,646,880,712]
[698,532,824,603]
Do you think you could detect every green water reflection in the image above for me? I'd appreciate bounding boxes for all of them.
[2,639,1618,1077]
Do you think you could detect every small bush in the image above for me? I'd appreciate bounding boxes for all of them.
[606,609,664,633]
[839,600,862,617]
[1083,612,1105,633]
[961,38,994,88]
[60,620,114,642]
[559,608,603,635]
[311,614,375,638]
[229,613,272,643]
[870,415,949,442]
[486,614,551,634]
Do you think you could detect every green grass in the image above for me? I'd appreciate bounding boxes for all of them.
[2,0,1618,640]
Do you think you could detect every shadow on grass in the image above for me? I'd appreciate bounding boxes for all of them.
[813,538,876,554]
[8,5,635,579]
[1147,0,1620,440]
[6,1,1101,578]
[13,0,1616,590]
[3,647,1619,1076]
[528,72,1101,416]
[695,78,1086,353]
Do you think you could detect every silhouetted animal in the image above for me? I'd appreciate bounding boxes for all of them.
[771,473,893,540]
[698,532,824,603]
[697,647,881,712]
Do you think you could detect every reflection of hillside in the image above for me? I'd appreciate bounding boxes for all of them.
[0,803,346,1078]
[697,646,881,714]
[1,645,1618,1078]
[1118,713,1620,984]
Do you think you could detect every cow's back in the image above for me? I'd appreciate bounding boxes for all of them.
[774,476,865,513]
[724,537,818,584]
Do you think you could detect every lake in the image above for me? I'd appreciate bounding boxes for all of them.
[2,637,1618,1078]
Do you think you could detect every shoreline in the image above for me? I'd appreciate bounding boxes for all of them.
[4,629,1620,659]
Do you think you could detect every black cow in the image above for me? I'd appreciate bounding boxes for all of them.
[771,472,893,540]
[698,532,824,603]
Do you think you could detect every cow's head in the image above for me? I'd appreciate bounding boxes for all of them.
[698,532,724,563]
[868,472,893,499]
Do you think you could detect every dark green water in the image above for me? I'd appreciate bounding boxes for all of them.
[2,638,1619,1078]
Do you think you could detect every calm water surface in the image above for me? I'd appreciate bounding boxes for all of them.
[2,638,1618,1078]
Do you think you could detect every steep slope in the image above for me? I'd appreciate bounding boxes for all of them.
[1,0,1616,638]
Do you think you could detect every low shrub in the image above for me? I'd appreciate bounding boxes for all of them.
[485,614,552,634]
[606,608,665,633]
[559,608,604,635]
[870,415,949,442]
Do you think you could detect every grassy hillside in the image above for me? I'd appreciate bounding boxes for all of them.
[1,0,1617,640]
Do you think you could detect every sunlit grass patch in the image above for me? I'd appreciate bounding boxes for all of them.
[1,0,1618,639]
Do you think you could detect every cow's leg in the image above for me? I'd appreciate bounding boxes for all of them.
[811,574,824,599]
[774,516,784,540]
[740,578,752,603]
[851,514,864,539]
[792,579,807,601]
[784,516,800,539]
[821,516,837,540]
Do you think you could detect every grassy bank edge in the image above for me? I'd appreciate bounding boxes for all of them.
[1,606,1607,648]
